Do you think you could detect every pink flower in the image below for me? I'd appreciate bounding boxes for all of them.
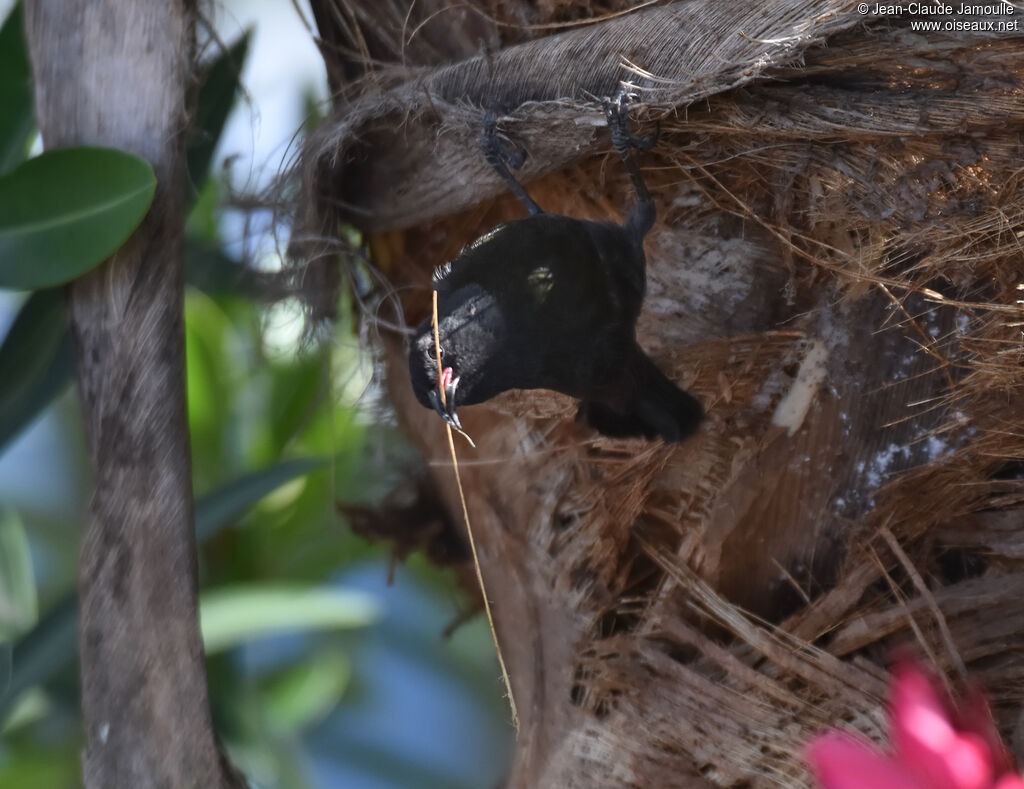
[806,658,1024,789]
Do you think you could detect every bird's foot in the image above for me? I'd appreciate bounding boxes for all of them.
[603,86,656,241]
[603,87,658,157]
[481,111,528,171]
[480,111,542,215]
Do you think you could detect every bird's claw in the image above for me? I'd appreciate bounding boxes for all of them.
[602,85,656,241]
[603,87,658,157]
[482,111,528,171]
[481,111,543,214]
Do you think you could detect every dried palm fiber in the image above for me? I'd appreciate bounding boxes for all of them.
[294,0,1024,786]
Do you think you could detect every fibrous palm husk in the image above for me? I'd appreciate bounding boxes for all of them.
[296,1,1024,786]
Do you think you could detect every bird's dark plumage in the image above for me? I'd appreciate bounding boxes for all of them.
[409,97,703,443]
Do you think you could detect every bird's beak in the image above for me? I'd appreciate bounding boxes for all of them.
[428,367,462,430]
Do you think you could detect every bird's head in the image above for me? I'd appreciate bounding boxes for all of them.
[410,327,462,430]
[408,285,504,432]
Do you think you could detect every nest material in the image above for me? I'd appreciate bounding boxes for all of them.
[302,1,1024,786]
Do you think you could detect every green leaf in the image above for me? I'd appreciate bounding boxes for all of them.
[268,354,327,457]
[0,641,9,694]
[0,3,34,176]
[187,31,252,191]
[0,146,157,289]
[196,456,326,541]
[0,509,36,637]
[199,585,378,654]
[0,289,72,454]
[0,594,75,724]
[261,650,350,735]
[1,687,49,734]
[185,237,284,301]
[0,457,326,723]
[185,178,221,240]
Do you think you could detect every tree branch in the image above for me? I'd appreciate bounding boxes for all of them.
[294,0,861,235]
[24,2,243,786]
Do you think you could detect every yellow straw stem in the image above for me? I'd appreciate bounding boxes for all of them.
[432,290,519,731]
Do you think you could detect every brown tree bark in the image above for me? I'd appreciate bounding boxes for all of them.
[23,2,242,786]
[301,1,1024,787]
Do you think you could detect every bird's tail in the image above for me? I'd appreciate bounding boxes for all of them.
[577,351,703,443]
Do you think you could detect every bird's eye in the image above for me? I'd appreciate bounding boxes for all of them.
[425,343,444,360]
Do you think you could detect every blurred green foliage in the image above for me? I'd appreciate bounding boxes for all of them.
[0,5,511,786]
[0,2,32,176]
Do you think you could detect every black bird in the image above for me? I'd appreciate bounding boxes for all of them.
[409,95,703,443]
